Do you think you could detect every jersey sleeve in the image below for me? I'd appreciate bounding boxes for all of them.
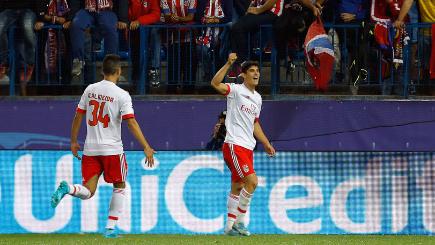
[224,83,238,98]
[120,92,135,120]
[76,86,89,114]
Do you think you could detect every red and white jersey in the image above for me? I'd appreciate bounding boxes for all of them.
[250,0,284,16]
[76,80,135,156]
[224,83,262,150]
[371,0,405,23]
[161,0,197,17]
[160,0,197,42]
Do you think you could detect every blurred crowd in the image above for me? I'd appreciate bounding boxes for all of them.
[0,0,433,96]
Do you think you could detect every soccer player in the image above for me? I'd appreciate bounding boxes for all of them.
[211,53,276,236]
[50,54,155,238]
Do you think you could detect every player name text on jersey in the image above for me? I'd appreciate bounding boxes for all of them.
[88,93,115,102]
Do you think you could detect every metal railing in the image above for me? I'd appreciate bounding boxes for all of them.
[1,22,433,97]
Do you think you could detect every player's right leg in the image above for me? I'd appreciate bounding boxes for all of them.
[51,175,98,208]
[51,155,102,208]
[224,181,244,236]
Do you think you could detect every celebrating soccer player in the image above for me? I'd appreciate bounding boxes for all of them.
[211,53,276,236]
[51,54,155,238]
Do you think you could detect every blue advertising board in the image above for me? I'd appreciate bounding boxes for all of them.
[0,151,433,234]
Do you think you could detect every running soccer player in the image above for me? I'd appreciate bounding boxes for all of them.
[211,53,276,236]
[50,54,155,238]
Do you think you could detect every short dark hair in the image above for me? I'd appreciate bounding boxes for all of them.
[241,60,259,73]
[102,54,121,76]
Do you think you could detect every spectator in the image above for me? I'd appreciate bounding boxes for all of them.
[216,0,239,67]
[34,0,72,84]
[370,0,413,95]
[0,0,38,96]
[370,0,414,28]
[205,110,227,150]
[229,0,285,78]
[161,0,198,94]
[128,0,161,88]
[417,0,435,85]
[273,0,322,61]
[69,0,128,77]
[335,0,369,90]
[337,0,367,23]
[195,0,232,82]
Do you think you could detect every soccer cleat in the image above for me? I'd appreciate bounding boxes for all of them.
[103,228,119,238]
[224,227,241,236]
[233,222,251,236]
[51,181,70,208]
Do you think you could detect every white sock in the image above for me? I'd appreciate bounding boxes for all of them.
[236,188,252,224]
[68,184,91,200]
[225,193,239,232]
[106,188,126,229]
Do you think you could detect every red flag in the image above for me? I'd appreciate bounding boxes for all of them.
[304,17,335,91]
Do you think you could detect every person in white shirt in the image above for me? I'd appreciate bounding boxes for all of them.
[211,53,276,236]
[51,54,155,238]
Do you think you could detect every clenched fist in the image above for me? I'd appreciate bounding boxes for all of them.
[227,53,237,65]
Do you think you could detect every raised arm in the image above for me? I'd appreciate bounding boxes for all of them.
[211,53,237,95]
[71,112,84,160]
[126,118,155,167]
[253,121,276,157]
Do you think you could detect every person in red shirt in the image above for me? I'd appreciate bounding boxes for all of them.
[129,0,161,25]
[128,0,161,88]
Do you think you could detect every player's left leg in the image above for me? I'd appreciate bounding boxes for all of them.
[233,173,257,236]
[104,181,126,238]
[102,153,128,238]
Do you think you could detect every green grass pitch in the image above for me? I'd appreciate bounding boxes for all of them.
[0,234,433,245]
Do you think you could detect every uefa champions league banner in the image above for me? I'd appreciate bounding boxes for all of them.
[0,151,434,234]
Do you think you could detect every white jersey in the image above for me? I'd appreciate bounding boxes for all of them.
[76,80,135,156]
[224,83,262,150]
